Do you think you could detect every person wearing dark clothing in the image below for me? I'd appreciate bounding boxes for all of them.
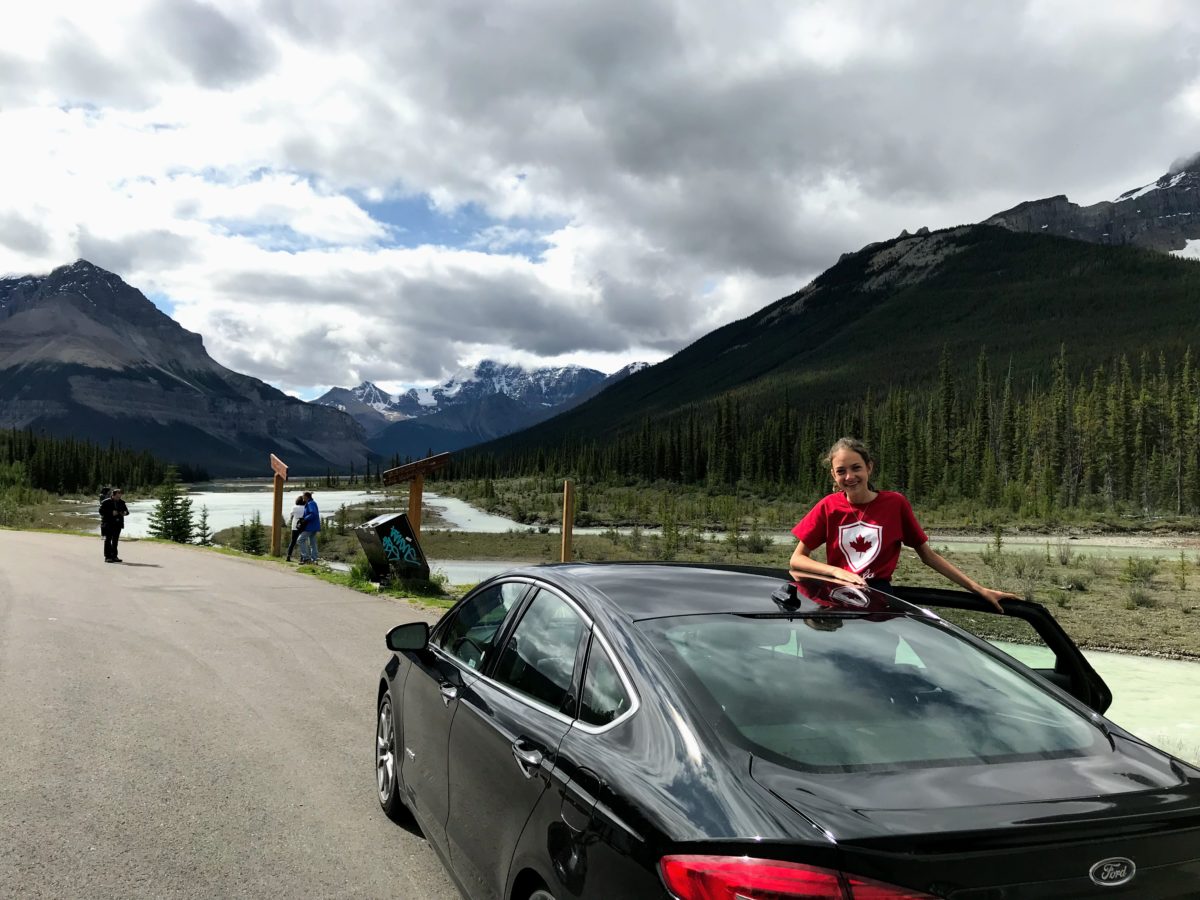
[100,488,130,563]
[285,494,306,562]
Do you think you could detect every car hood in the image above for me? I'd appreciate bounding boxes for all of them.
[752,735,1200,842]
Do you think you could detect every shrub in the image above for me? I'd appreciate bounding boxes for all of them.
[1055,539,1073,566]
[1125,588,1157,609]
[745,522,770,555]
[1122,556,1158,587]
[1011,552,1045,580]
[349,553,375,585]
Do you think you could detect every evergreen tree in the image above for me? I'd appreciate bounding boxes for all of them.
[240,510,265,555]
[195,505,212,546]
[147,466,194,543]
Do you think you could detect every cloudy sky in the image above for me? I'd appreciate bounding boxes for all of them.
[2,1,1199,397]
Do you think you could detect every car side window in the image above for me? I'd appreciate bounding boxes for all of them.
[491,590,585,712]
[438,581,528,670]
[578,639,631,727]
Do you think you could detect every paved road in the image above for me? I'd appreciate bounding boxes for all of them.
[0,531,460,900]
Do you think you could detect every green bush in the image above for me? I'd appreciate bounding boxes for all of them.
[1125,588,1157,609]
[349,553,375,585]
[1122,557,1158,587]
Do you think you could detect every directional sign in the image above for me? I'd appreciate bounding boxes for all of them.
[382,452,451,486]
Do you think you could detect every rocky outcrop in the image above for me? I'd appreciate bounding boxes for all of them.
[985,156,1200,254]
[0,260,370,475]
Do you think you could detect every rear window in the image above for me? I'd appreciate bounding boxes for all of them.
[638,613,1103,772]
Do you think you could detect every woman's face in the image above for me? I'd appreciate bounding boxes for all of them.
[830,449,872,495]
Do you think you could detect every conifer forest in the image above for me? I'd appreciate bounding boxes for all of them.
[454,345,1200,519]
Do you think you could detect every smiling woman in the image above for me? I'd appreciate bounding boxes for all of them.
[788,438,1018,611]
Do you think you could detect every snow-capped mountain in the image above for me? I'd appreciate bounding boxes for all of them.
[313,381,412,433]
[315,360,634,436]
[317,359,647,460]
[985,152,1200,256]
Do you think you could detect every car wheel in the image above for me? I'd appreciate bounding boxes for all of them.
[376,690,406,821]
[528,890,557,900]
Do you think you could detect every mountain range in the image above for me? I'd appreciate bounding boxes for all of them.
[4,153,1200,479]
[315,360,646,460]
[0,260,368,476]
[468,154,1200,463]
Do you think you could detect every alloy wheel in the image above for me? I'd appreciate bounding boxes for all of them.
[376,696,396,806]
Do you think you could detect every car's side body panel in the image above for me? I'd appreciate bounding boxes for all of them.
[447,676,574,900]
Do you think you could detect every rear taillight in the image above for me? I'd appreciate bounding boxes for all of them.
[659,855,937,900]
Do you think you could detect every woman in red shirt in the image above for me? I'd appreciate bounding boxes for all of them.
[789,437,1016,612]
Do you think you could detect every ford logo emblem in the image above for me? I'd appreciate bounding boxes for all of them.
[1089,858,1135,887]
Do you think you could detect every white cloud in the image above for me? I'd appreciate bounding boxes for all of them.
[2,0,1200,394]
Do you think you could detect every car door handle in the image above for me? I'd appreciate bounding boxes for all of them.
[439,683,459,706]
[511,742,544,778]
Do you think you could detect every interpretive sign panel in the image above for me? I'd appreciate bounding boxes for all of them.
[354,512,430,581]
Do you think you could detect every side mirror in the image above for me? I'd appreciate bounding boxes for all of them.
[386,622,430,652]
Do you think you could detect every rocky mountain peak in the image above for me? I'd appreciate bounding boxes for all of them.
[985,152,1200,254]
[0,260,368,474]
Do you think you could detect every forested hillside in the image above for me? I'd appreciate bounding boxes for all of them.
[0,428,201,494]
[456,226,1200,517]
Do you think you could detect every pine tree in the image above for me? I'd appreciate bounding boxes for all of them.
[195,505,212,546]
[241,510,265,555]
[147,465,194,543]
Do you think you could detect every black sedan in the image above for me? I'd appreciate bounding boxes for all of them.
[375,563,1200,899]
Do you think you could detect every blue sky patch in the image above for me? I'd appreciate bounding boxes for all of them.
[358,193,561,260]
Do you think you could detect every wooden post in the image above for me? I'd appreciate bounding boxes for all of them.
[270,454,288,557]
[409,473,424,541]
[561,478,574,562]
[382,453,450,548]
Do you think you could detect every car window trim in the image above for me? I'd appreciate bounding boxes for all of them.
[436,579,641,733]
[429,577,536,665]
[572,627,641,735]
[460,582,592,723]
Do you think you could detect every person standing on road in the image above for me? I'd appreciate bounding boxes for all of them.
[285,494,306,562]
[788,437,1018,612]
[99,488,130,563]
[299,491,321,563]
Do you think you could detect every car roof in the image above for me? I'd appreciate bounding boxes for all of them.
[497,562,911,621]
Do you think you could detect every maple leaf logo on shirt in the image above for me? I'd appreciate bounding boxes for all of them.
[849,534,874,554]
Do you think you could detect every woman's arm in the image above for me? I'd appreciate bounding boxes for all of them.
[789,541,867,586]
[914,543,1019,613]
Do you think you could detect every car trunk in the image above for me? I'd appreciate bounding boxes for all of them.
[752,736,1200,898]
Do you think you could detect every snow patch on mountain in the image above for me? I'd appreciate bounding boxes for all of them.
[1171,239,1200,260]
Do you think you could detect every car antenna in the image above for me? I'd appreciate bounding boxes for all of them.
[771,582,802,611]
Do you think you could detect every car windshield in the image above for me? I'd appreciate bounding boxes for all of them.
[638,613,1104,772]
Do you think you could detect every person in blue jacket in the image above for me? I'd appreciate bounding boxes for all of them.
[299,491,321,563]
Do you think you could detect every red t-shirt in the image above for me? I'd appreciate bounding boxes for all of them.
[791,491,928,580]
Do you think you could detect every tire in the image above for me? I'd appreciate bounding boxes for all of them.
[376,689,406,821]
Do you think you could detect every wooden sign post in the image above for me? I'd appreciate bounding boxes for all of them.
[382,452,451,543]
[561,479,574,562]
[270,454,288,557]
